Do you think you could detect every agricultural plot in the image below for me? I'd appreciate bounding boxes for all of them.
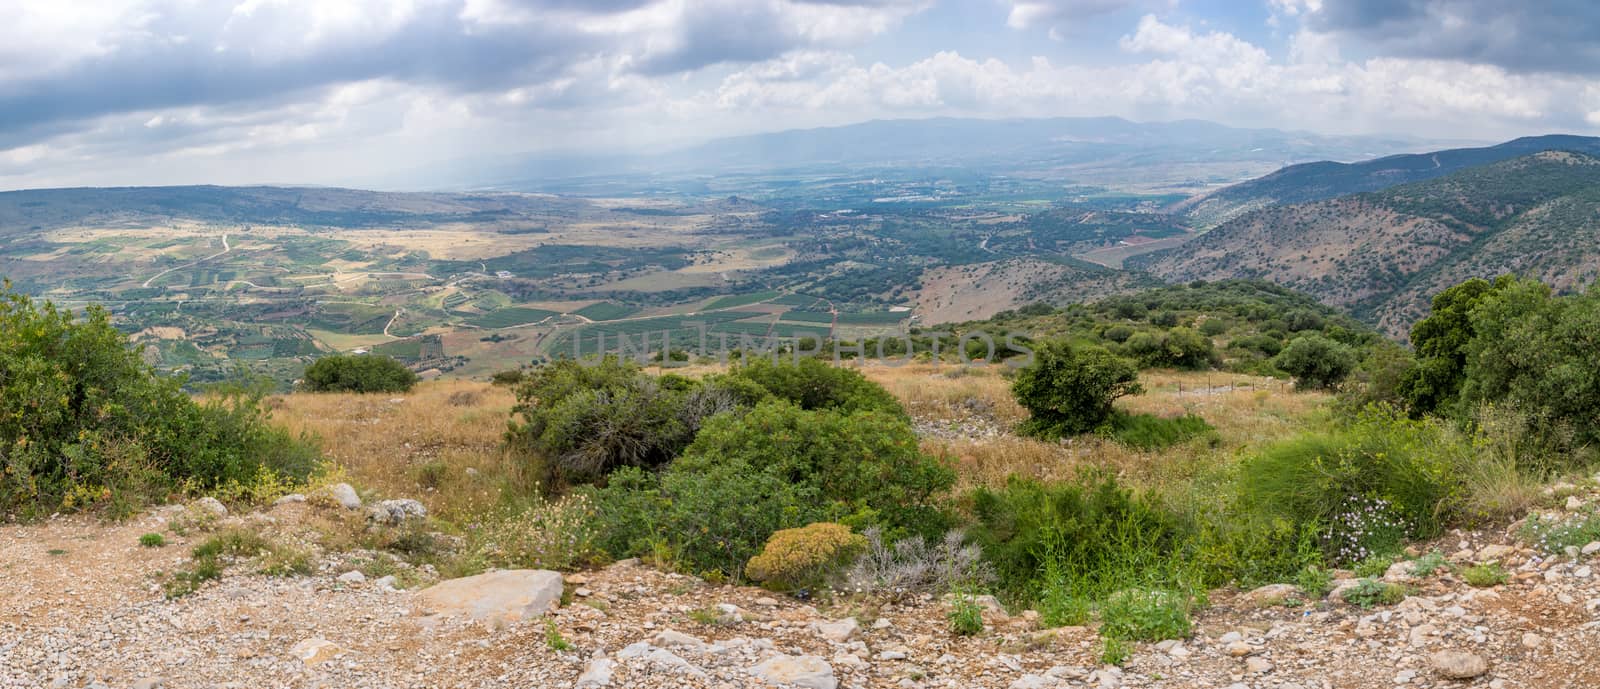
[779,310,833,324]
[465,307,559,329]
[307,303,393,335]
[573,301,639,321]
[836,311,911,325]
[703,290,780,310]
[771,293,827,308]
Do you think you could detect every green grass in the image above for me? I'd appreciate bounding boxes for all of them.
[780,310,834,324]
[572,302,639,321]
[1103,412,1217,450]
[1462,563,1508,588]
[704,291,780,310]
[1519,512,1600,553]
[1099,589,1192,641]
[545,619,574,652]
[1343,578,1406,608]
[466,307,559,329]
[139,533,166,548]
[949,595,985,636]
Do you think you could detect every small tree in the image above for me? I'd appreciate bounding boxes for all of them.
[1274,334,1356,390]
[301,354,418,393]
[1013,341,1143,438]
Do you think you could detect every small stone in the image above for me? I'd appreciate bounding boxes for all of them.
[415,569,564,628]
[272,493,307,506]
[291,638,344,665]
[749,654,837,689]
[877,649,907,661]
[575,656,616,688]
[132,679,164,689]
[1429,650,1489,680]
[1226,642,1253,657]
[754,596,779,607]
[652,629,707,650]
[367,498,426,525]
[1582,541,1600,556]
[1521,632,1543,649]
[815,618,861,642]
[575,587,593,597]
[375,575,400,591]
[337,570,366,584]
[1218,631,1243,644]
[873,618,893,630]
[1241,583,1298,607]
[1566,495,1584,511]
[1009,675,1058,689]
[1475,544,1514,562]
[1244,657,1273,674]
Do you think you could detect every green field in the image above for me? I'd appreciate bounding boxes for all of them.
[466,306,559,329]
[780,310,833,324]
[573,302,640,321]
[704,290,780,310]
[836,311,911,325]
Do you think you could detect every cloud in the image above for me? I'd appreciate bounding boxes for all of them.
[1291,0,1600,75]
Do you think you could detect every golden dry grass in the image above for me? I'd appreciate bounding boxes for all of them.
[270,380,524,523]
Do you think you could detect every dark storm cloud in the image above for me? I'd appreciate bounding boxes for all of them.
[1304,0,1600,75]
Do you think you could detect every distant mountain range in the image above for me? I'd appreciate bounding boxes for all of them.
[1174,134,1600,228]
[1135,150,1600,335]
[450,117,1455,193]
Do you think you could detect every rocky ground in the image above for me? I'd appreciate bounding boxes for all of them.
[5,487,1600,689]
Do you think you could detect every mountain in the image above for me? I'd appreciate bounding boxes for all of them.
[1175,135,1600,228]
[459,117,1450,195]
[1134,151,1600,336]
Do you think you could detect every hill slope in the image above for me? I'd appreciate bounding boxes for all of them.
[1177,135,1600,228]
[1136,151,1600,335]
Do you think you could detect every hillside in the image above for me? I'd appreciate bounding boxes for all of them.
[1176,135,1600,228]
[1136,151,1600,335]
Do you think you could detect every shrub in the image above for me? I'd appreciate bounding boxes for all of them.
[505,358,737,487]
[1461,563,1508,588]
[969,475,1193,607]
[586,401,953,580]
[1100,637,1132,666]
[1102,412,1216,450]
[301,354,418,393]
[464,492,600,572]
[1518,512,1600,554]
[1343,578,1406,608]
[1123,327,1214,370]
[1099,588,1192,641]
[745,523,868,591]
[1238,409,1471,565]
[729,357,904,416]
[1013,341,1143,438]
[1274,334,1356,390]
[840,528,993,598]
[0,285,319,518]
[139,533,166,548]
[490,369,526,386]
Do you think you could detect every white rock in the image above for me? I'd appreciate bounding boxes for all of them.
[290,638,343,665]
[375,575,400,591]
[325,483,362,509]
[754,596,779,607]
[1581,541,1600,556]
[193,497,228,518]
[1566,495,1585,511]
[1475,544,1514,562]
[415,569,564,628]
[815,618,861,643]
[575,656,616,688]
[272,493,306,506]
[1430,650,1489,679]
[337,570,366,584]
[1226,642,1253,657]
[652,629,706,651]
[1009,675,1058,689]
[368,498,426,525]
[1218,631,1243,644]
[1244,657,1273,674]
[618,643,705,677]
[1521,632,1544,649]
[1241,583,1298,606]
[749,654,837,689]
[132,679,164,689]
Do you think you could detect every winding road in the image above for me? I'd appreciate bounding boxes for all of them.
[141,234,230,288]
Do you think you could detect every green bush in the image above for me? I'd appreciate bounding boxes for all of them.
[1124,327,1214,370]
[1461,563,1508,587]
[948,593,985,636]
[1102,412,1216,450]
[969,475,1194,607]
[301,354,418,393]
[1274,334,1356,390]
[745,523,867,591]
[1099,588,1192,641]
[505,358,758,487]
[0,285,319,518]
[1013,341,1143,438]
[586,400,953,580]
[139,533,166,548]
[729,357,905,416]
[1237,409,1470,564]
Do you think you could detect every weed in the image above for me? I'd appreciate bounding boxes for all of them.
[544,619,573,652]
[1099,589,1192,641]
[1462,563,1508,588]
[1100,637,1133,666]
[139,533,166,548]
[47,548,67,556]
[1410,550,1449,577]
[1294,565,1333,598]
[948,594,984,636]
[1343,578,1406,608]
[1519,512,1600,554]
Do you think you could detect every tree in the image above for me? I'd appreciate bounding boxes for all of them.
[1400,277,1506,415]
[1273,334,1357,390]
[301,354,418,393]
[1013,341,1143,437]
[729,356,904,417]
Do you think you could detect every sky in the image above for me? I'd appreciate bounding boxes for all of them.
[2,0,1599,190]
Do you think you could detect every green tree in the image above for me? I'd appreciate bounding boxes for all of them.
[1400,277,1505,414]
[729,356,904,417]
[1014,341,1143,438]
[1274,334,1356,390]
[301,354,418,393]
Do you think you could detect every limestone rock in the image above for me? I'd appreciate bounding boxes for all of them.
[368,498,426,525]
[749,654,837,689]
[1241,583,1298,606]
[416,569,564,628]
[290,637,344,665]
[193,497,228,518]
[575,655,616,688]
[815,618,861,643]
[1430,650,1489,680]
[324,483,362,509]
[337,570,366,585]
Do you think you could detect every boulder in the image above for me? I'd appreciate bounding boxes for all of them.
[617,642,705,677]
[337,570,367,585]
[652,629,706,651]
[1241,583,1298,606]
[368,498,426,525]
[193,497,228,518]
[324,483,362,509]
[290,638,344,665]
[416,569,564,628]
[575,655,616,688]
[814,618,860,643]
[1430,650,1489,679]
[749,654,837,689]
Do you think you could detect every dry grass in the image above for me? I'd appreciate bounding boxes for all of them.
[270,380,524,523]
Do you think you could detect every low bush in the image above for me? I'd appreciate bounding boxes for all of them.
[840,528,993,598]
[1013,341,1143,438]
[1274,334,1356,390]
[1462,563,1508,587]
[1518,512,1600,554]
[948,593,985,635]
[1343,578,1406,608]
[729,357,905,416]
[745,523,867,591]
[462,492,601,573]
[301,354,418,393]
[586,400,954,580]
[1237,408,1471,565]
[0,285,319,518]
[1099,588,1193,641]
[1102,412,1217,450]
